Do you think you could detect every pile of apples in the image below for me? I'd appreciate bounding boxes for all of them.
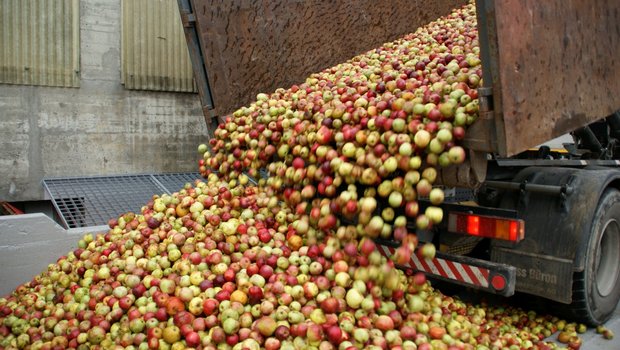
[0,175,587,349]
[0,2,605,350]
[199,2,480,262]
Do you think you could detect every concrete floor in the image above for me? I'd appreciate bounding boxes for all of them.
[562,305,620,349]
[447,285,620,349]
[0,213,108,296]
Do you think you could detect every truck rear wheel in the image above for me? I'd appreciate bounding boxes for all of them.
[569,188,620,325]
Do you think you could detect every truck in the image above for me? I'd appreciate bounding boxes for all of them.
[175,0,620,325]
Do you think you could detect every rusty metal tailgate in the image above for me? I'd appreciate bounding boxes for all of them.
[475,0,620,156]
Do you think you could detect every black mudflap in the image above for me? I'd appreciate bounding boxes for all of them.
[491,247,574,303]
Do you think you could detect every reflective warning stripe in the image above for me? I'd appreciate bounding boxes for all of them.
[437,258,457,279]
[450,260,474,284]
[376,244,490,288]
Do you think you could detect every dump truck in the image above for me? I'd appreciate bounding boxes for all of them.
[176,0,620,325]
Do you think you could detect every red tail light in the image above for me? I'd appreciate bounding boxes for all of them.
[448,212,524,242]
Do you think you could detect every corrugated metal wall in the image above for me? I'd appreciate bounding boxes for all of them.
[0,0,80,87]
[121,0,196,92]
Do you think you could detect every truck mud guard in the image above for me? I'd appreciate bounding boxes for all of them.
[492,167,620,303]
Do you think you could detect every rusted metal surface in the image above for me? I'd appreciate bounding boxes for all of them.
[481,0,620,157]
[462,86,498,154]
[183,0,467,117]
[178,0,215,132]
[436,150,487,188]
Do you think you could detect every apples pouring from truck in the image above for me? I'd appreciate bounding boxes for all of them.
[177,0,620,325]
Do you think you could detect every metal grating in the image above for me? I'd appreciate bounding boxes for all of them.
[419,188,475,203]
[443,188,475,203]
[43,172,202,229]
[151,172,201,192]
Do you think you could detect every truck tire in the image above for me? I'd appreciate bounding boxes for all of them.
[569,188,620,325]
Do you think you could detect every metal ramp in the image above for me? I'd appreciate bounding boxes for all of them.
[43,172,202,229]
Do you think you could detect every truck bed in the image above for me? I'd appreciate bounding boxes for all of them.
[177,0,467,119]
[179,0,620,157]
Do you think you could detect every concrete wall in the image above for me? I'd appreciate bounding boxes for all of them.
[0,213,108,296]
[0,0,208,202]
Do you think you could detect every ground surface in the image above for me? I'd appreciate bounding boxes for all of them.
[567,306,620,349]
[445,284,620,349]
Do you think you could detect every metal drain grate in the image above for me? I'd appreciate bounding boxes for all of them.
[43,172,202,229]
[443,188,475,203]
[152,173,201,192]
